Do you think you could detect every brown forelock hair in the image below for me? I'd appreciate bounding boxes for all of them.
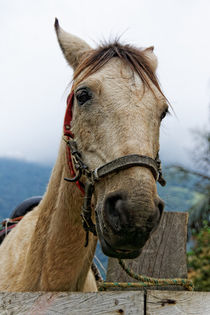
[73,41,167,100]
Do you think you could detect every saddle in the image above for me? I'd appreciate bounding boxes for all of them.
[0,196,42,245]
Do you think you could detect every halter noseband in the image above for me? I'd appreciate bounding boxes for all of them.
[63,91,166,246]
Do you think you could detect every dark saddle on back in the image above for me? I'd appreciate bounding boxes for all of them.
[0,196,42,244]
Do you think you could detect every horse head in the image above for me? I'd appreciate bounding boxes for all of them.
[55,19,168,259]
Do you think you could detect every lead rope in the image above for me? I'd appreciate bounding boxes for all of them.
[98,259,194,291]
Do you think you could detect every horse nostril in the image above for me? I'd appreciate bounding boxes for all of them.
[104,192,127,231]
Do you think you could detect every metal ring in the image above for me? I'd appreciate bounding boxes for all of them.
[93,167,100,181]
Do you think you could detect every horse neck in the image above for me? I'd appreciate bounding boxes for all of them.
[25,140,97,291]
[43,139,83,225]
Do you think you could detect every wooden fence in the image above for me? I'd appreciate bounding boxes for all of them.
[1,212,210,314]
[0,290,210,314]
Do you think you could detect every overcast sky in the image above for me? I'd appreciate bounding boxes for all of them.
[0,0,210,167]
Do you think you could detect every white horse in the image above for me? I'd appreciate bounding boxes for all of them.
[0,19,168,291]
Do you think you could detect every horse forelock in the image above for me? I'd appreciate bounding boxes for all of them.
[73,41,167,101]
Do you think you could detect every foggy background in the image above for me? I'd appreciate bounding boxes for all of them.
[1,0,209,167]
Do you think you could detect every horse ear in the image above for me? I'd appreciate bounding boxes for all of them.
[143,46,158,73]
[54,18,91,70]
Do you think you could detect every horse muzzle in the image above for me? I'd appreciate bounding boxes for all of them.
[96,190,164,259]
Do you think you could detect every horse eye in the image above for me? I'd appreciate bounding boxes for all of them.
[76,88,92,106]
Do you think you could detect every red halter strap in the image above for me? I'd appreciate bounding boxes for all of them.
[64,92,74,138]
[63,91,85,195]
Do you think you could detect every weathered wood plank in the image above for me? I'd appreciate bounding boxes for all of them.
[1,290,210,314]
[106,212,188,290]
[0,291,144,315]
[146,290,210,315]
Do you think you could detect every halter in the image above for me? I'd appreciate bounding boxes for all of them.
[63,91,166,246]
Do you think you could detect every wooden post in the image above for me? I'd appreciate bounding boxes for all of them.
[106,211,189,290]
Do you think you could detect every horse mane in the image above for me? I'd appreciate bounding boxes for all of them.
[73,41,166,100]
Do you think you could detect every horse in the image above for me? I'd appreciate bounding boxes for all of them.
[0,19,168,292]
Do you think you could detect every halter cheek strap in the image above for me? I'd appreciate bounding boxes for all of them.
[63,91,74,137]
[63,92,85,194]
